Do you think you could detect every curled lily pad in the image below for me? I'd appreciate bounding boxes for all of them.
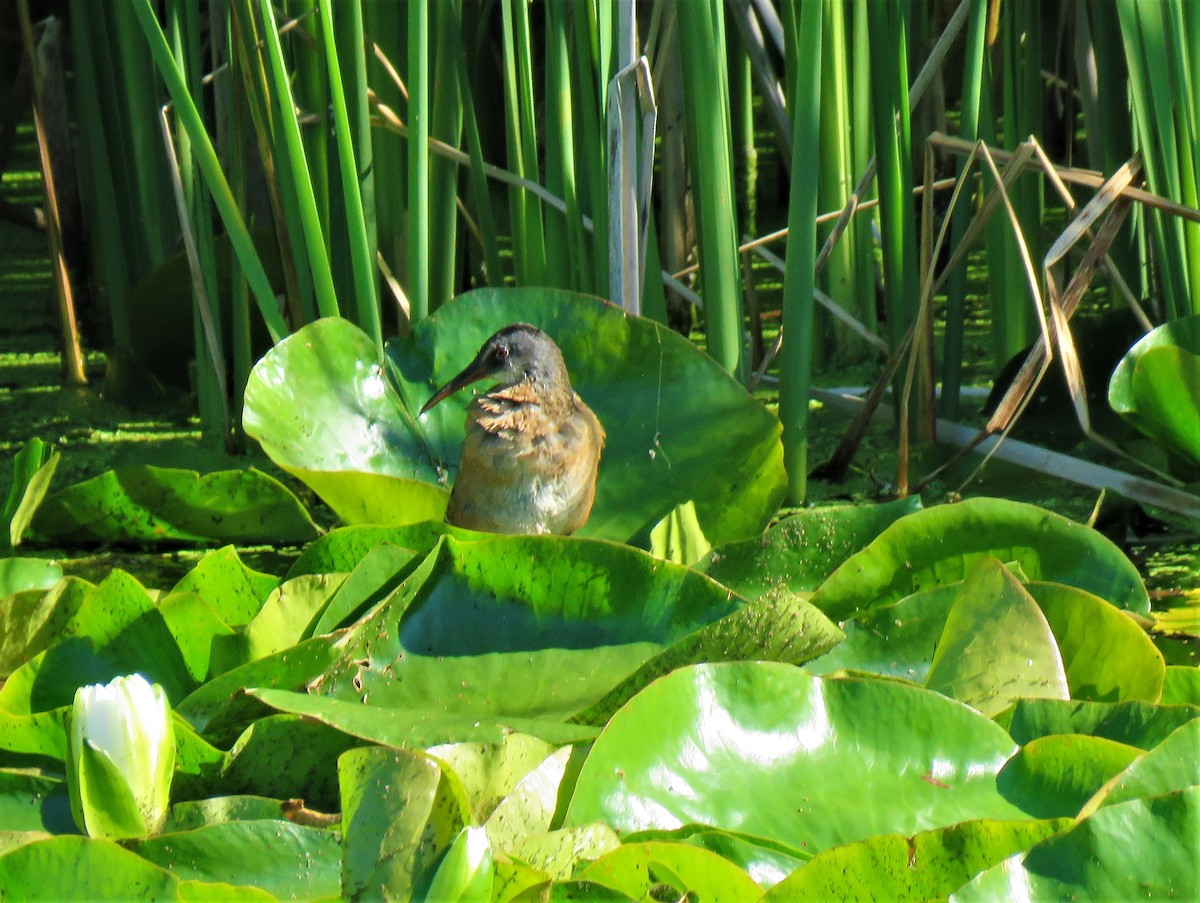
[924,559,1069,716]
[1109,314,1200,465]
[244,289,785,545]
[808,498,1149,620]
[30,466,318,545]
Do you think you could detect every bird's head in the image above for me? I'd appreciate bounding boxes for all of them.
[421,323,571,413]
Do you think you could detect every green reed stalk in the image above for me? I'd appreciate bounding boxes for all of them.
[499,0,548,286]
[779,0,823,504]
[114,3,174,266]
[938,0,987,418]
[131,0,289,342]
[69,0,133,348]
[1075,2,1139,298]
[1116,0,1199,318]
[866,1,922,364]
[570,0,608,297]
[319,0,379,348]
[449,2,503,288]
[363,1,406,298]
[992,0,1042,365]
[428,3,463,311]
[817,0,857,363]
[677,0,745,378]
[408,0,430,320]
[544,0,583,290]
[256,0,339,319]
[167,0,226,440]
[849,0,877,347]
[291,0,329,234]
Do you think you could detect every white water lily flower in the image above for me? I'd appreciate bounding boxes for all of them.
[68,673,175,840]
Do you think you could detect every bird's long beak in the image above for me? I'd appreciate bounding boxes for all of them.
[420,353,492,414]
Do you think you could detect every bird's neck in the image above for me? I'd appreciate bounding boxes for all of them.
[474,375,575,435]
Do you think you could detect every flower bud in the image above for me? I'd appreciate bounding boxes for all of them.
[68,673,175,840]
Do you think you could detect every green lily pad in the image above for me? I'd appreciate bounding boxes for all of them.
[247,687,598,748]
[483,747,575,851]
[1161,665,1200,705]
[0,836,183,900]
[175,635,345,735]
[924,558,1069,716]
[634,825,810,888]
[30,465,318,544]
[216,714,358,808]
[245,289,786,545]
[0,572,195,714]
[567,663,1026,854]
[306,543,420,636]
[1109,313,1200,465]
[505,824,622,880]
[427,734,559,824]
[1083,718,1200,814]
[131,820,342,901]
[0,558,61,599]
[157,592,237,684]
[338,746,468,900]
[995,734,1142,818]
[809,498,1149,620]
[0,771,73,834]
[2,439,59,551]
[319,535,741,720]
[578,840,762,901]
[169,547,281,628]
[764,818,1069,901]
[804,584,956,682]
[1027,582,1165,702]
[701,497,922,600]
[576,585,844,725]
[954,788,1199,901]
[287,522,461,577]
[1007,697,1200,749]
[0,576,90,678]
[163,796,289,832]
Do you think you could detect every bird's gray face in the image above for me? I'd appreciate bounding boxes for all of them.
[483,324,563,386]
[421,323,566,413]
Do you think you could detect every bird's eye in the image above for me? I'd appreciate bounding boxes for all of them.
[494,345,510,362]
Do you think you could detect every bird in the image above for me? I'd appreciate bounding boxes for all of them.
[420,323,605,535]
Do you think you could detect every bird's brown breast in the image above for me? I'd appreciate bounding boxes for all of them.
[446,385,605,535]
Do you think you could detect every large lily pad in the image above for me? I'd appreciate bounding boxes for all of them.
[566,662,1028,854]
[244,289,786,544]
[1109,313,1200,465]
[318,535,742,719]
[808,498,1149,620]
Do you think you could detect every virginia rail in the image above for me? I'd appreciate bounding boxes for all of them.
[420,324,605,535]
